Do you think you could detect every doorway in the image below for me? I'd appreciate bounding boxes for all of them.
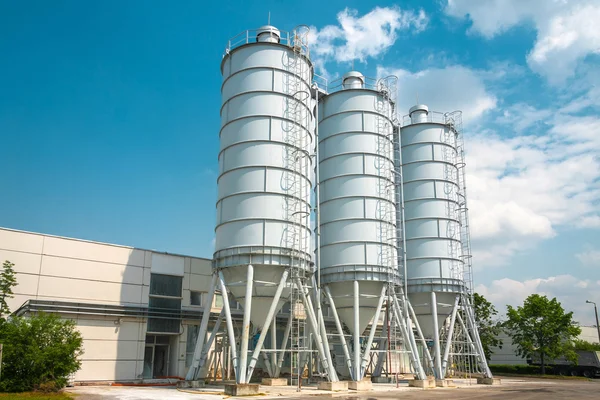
[143,335,171,378]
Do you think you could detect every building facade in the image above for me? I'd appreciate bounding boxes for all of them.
[0,227,224,382]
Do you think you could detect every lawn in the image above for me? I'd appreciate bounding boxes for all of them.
[0,393,73,400]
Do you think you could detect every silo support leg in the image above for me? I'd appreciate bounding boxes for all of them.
[296,278,339,382]
[218,272,240,382]
[372,307,389,377]
[275,312,293,377]
[197,310,224,379]
[441,295,460,377]
[271,317,277,374]
[324,286,354,380]
[186,273,218,381]
[359,284,387,379]
[237,265,254,383]
[407,300,435,373]
[245,270,289,383]
[431,292,443,379]
[391,295,426,380]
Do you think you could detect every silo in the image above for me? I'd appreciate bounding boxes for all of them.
[400,105,492,379]
[187,25,337,385]
[318,72,414,381]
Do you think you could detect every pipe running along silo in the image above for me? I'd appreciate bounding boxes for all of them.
[317,72,424,381]
[187,25,337,385]
[400,105,492,378]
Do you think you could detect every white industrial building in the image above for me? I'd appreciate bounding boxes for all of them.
[0,227,224,382]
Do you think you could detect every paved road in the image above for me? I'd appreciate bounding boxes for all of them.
[68,378,600,400]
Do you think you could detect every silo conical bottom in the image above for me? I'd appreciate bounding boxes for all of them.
[221,265,291,330]
[408,291,458,338]
[327,281,386,336]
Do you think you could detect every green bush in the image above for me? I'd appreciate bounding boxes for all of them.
[0,313,83,392]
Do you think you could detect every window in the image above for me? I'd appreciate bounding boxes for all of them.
[185,325,199,367]
[148,273,183,334]
[190,291,203,306]
[214,293,223,308]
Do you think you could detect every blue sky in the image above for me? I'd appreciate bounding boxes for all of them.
[1,1,599,324]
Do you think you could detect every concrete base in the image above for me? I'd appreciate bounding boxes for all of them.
[176,380,205,388]
[436,379,455,387]
[477,377,502,385]
[318,381,349,391]
[371,376,393,383]
[408,379,436,389]
[224,383,260,396]
[261,378,288,386]
[349,380,372,391]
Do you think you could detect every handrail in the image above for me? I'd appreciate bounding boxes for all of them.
[224,25,310,59]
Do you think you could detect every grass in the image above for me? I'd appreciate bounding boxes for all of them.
[0,393,73,400]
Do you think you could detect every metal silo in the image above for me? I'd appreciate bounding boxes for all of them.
[317,72,425,382]
[186,25,337,386]
[400,105,492,379]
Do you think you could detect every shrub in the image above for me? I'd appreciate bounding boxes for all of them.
[0,313,83,392]
[489,364,554,375]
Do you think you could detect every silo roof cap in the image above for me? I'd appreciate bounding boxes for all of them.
[257,25,281,37]
[342,71,365,81]
[409,104,429,116]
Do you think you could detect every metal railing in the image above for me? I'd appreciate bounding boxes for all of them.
[224,26,310,58]
[401,110,448,126]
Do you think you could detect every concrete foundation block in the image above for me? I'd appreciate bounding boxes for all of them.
[261,378,288,386]
[371,376,393,383]
[477,377,501,385]
[176,380,205,388]
[224,383,260,396]
[435,379,455,387]
[408,379,436,388]
[318,381,349,391]
[349,380,372,391]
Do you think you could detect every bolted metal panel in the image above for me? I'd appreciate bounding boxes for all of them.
[400,109,465,337]
[215,34,314,329]
[318,74,400,336]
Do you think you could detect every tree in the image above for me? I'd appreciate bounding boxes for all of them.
[0,260,17,318]
[473,292,503,360]
[504,294,581,374]
[570,339,600,351]
[0,313,84,392]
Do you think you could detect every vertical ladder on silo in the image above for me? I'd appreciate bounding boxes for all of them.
[282,27,310,388]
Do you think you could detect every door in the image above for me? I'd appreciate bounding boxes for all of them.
[152,345,169,378]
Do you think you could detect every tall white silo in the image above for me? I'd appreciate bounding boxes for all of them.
[186,25,337,385]
[317,72,425,382]
[400,105,492,379]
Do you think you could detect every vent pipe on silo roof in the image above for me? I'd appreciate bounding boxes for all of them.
[342,71,365,89]
[256,25,281,43]
[409,104,429,123]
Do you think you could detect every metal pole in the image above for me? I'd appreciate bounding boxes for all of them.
[360,285,386,379]
[391,294,426,380]
[595,304,600,344]
[218,271,239,382]
[407,300,434,371]
[186,273,218,380]
[324,285,354,380]
[275,312,293,377]
[238,265,254,382]
[271,316,277,375]
[353,280,360,381]
[431,292,443,379]
[296,277,338,381]
[441,295,460,377]
[245,270,289,382]
[196,309,224,379]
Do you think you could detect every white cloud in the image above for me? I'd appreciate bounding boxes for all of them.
[444,0,600,84]
[378,65,497,122]
[577,248,600,267]
[476,275,600,325]
[309,6,428,76]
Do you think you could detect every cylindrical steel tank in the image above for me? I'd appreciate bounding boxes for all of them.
[318,72,400,336]
[215,26,313,328]
[400,104,464,337]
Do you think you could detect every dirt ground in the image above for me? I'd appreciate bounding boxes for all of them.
[67,377,600,400]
